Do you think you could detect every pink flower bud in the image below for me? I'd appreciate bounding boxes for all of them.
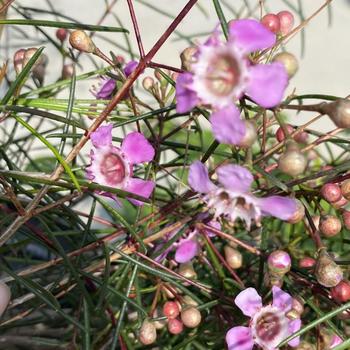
[163,301,180,319]
[299,257,316,269]
[331,280,350,303]
[268,250,291,276]
[56,28,68,42]
[319,215,342,238]
[321,183,342,203]
[167,318,183,334]
[261,14,281,34]
[69,30,96,53]
[277,10,294,35]
[13,48,26,74]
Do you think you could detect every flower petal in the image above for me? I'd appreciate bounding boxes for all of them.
[175,73,198,113]
[211,105,246,145]
[124,178,155,206]
[259,196,297,220]
[216,164,253,193]
[90,124,113,148]
[272,286,293,313]
[175,240,199,263]
[234,287,262,317]
[246,62,288,108]
[188,161,216,193]
[226,326,254,350]
[331,335,343,349]
[229,19,276,53]
[124,60,138,77]
[288,319,301,347]
[121,132,155,164]
[96,78,116,99]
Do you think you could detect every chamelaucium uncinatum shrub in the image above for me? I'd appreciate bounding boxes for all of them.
[0,1,349,349]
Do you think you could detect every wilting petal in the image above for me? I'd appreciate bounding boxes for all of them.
[272,286,293,313]
[188,161,216,193]
[211,105,246,145]
[96,78,116,99]
[121,132,155,164]
[175,240,199,263]
[124,178,155,206]
[235,287,262,317]
[124,60,138,77]
[288,319,301,347]
[91,124,113,148]
[330,335,343,349]
[259,196,297,220]
[229,19,276,53]
[217,164,253,193]
[176,73,198,113]
[246,62,288,108]
[226,326,254,350]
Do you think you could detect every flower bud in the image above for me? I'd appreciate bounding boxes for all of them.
[325,99,350,129]
[331,280,350,303]
[238,120,257,148]
[224,245,243,269]
[23,48,42,68]
[332,196,348,209]
[341,179,350,200]
[56,28,68,42]
[163,301,180,319]
[180,307,201,328]
[272,52,298,78]
[180,46,198,71]
[142,76,155,90]
[261,14,280,34]
[13,48,26,74]
[167,318,183,334]
[182,295,198,307]
[319,215,342,238]
[32,53,48,84]
[299,257,316,269]
[61,64,74,80]
[139,319,157,345]
[0,282,11,317]
[321,183,342,203]
[69,30,96,53]
[278,141,307,176]
[287,199,305,224]
[268,250,291,277]
[178,262,197,280]
[315,249,343,288]
[342,210,350,230]
[277,10,294,35]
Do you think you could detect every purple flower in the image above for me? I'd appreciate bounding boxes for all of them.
[176,19,288,146]
[86,124,155,206]
[188,161,296,229]
[226,287,301,350]
[124,60,139,77]
[91,77,116,99]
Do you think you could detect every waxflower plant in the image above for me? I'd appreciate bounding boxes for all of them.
[1,2,349,350]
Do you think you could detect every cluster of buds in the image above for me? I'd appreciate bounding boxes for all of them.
[267,250,291,286]
[276,124,308,144]
[261,10,294,35]
[139,300,202,345]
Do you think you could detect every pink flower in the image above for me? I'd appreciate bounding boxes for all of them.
[331,334,343,348]
[91,76,116,99]
[188,161,296,229]
[226,287,301,350]
[86,124,155,205]
[176,19,288,146]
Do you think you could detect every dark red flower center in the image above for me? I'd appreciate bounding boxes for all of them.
[255,311,281,342]
[100,153,125,185]
[206,54,240,96]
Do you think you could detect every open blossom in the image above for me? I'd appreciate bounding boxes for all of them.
[188,161,296,229]
[91,76,116,99]
[226,287,301,350]
[176,19,288,146]
[154,218,220,263]
[86,124,155,205]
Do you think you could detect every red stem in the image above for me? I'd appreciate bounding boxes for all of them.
[127,0,145,58]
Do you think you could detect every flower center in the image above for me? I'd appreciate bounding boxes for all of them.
[255,311,281,342]
[100,152,126,185]
[205,54,240,97]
